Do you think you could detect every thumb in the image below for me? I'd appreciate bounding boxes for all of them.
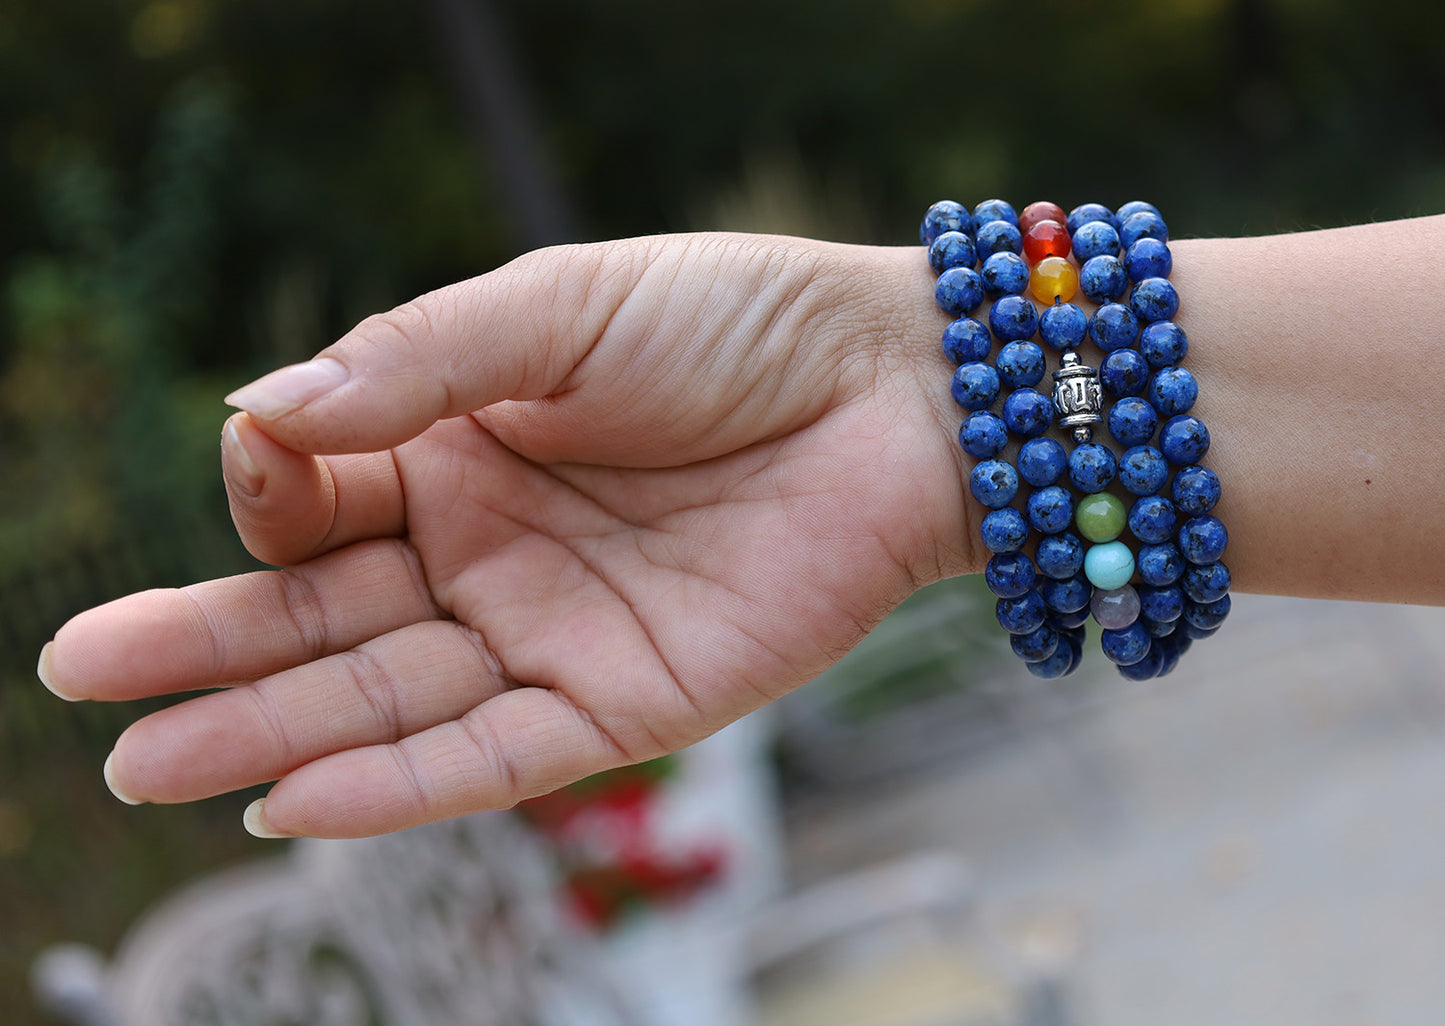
[225,240,641,454]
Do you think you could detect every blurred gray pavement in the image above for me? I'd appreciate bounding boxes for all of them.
[783,594,1445,1025]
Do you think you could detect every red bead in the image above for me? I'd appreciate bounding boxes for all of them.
[1023,220,1071,264]
[1018,201,1068,234]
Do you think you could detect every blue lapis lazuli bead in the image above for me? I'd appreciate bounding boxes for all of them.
[1011,624,1060,663]
[1129,277,1180,323]
[1002,388,1054,438]
[985,552,1036,598]
[1084,540,1135,590]
[951,362,1000,412]
[935,266,985,317]
[981,251,1029,298]
[1039,302,1087,351]
[1128,495,1179,544]
[1139,320,1189,369]
[997,342,1046,389]
[972,198,1018,232]
[942,317,992,364]
[1160,414,1210,465]
[1118,445,1170,496]
[1088,302,1140,352]
[975,220,1023,259]
[1116,200,1161,223]
[1024,643,1075,679]
[1041,574,1092,614]
[1108,397,1158,448]
[1172,465,1221,514]
[1183,619,1221,641]
[958,410,1008,458]
[1125,238,1173,282]
[1137,541,1185,586]
[1071,220,1120,263]
[1183,594,1231,631]
[989,296,1040,343]
[1138,583,1185,624]
[1100,349,1151,398]
[1066,202,1116,234]
[920,200,970,245]
[1026,485,1074,534]
[1178,514,1228,564]
[969,459,1019,509]
[928,231,977,274]
[1036,531,1085,580]
[1101,622,1152,666]
[1140,615,1177,638]
[996,591,1047,635]
[1079,255,1129,303]
[1182,561,1231,603]
[980,507,1030,554]
[1148,366,1198,416]
[1050,607,1092,631]
[1068,442,1118,493]
[1120,210,1168,250]
[1018,436,1067,487]
[1157,633,1190,674]
[1117,650,1164,680]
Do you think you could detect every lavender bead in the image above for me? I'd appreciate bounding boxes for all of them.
[1091,585,1142,629]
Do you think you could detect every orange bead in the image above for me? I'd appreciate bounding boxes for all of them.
[1030,255,1079,304]
[1023,219,1072,264]
[1018,201,1068,234]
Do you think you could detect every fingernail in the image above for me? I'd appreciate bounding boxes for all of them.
[225,357,348,420]
[37,643,81,702]
[243,798,292,839]
[221,417,264,497]
[103,752,144,806]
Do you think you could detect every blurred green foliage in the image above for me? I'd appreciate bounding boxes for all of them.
[2,0,1443,1021]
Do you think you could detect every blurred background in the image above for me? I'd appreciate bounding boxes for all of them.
[3,0,1445,1023]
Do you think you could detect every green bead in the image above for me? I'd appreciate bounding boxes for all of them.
[1085,541,1136,590]
[1075,492,1127,542]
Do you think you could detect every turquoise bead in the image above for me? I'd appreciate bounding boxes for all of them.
[1084,541,1136,590]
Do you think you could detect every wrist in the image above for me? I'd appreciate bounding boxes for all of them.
[847,243,984,583]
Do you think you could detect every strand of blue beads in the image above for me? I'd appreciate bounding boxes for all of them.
[1069,200,1230,679]
[922,199,1082,679]
[923,198,1229,681]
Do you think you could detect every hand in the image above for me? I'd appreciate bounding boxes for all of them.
[40,233,974,838]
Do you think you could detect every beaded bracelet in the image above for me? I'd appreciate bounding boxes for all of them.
[921,198,1230,680]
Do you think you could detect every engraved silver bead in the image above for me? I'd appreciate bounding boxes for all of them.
[1053,350,1103,444]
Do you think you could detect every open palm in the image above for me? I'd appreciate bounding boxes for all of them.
[45,233,975,838]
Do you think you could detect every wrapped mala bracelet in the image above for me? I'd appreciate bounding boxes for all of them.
[922,198,1230,680]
